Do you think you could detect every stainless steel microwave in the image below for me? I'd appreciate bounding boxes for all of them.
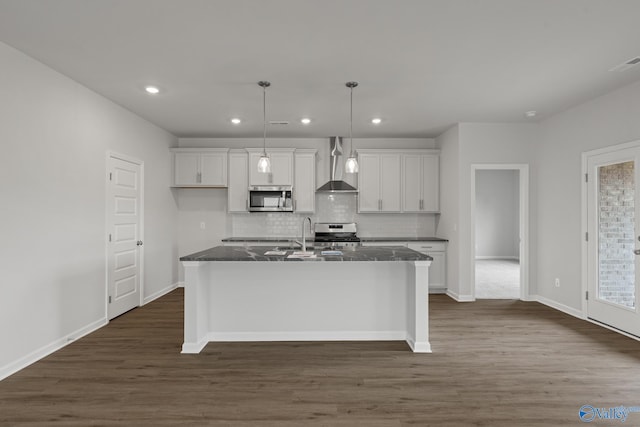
[248,186,293,212]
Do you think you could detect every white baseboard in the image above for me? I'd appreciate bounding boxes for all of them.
[207,330,407,342]
[446,289,474,302]
[181,330,428,354]
[406,337,432,353]
[143,282,180,305]
[586,319,640,342]
[0,317,107,382]
[475,256,520,260]
[177,281,185,288]
[533,295,585,319]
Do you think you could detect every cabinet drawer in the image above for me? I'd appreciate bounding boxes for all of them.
[407,242,446,252]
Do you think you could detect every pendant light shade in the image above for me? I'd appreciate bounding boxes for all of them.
[345,81,359,174]
[257,81,271,173]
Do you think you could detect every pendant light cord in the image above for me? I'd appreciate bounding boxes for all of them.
[263,84,267,156]
[349,85,354,157]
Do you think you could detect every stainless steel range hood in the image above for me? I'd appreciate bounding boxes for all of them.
[316,137,358,193]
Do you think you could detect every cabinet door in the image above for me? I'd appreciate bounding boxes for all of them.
[249,151,293,186]
[294,152,316,212]
[422,155,439,212]
[228,152,248,212]
[248,152,270,186]
[402,154,422,212]
[200,153,227,186]
[380,154,401,212]
[408,242,446,292]
[358,153,381,212]
[269,152,293,186]
[174,153,200,186]
[427,251,446,292]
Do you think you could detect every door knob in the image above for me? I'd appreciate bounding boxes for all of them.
[634,249,640,255]
[137,240,143,246]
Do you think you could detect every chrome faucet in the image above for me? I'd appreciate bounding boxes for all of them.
[299,216,312,252]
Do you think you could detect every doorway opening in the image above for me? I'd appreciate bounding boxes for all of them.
[471,165,529,300]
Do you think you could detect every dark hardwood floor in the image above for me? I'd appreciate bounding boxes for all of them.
[1,289,639,426]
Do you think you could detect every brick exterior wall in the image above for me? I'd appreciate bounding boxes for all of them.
[598,161,636,308]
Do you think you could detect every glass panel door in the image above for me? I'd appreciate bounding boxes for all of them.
[587,147,640,338]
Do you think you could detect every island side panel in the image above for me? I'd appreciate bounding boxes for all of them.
[198,261,411,344]
[407,260,431,352]
[181,261,211,353]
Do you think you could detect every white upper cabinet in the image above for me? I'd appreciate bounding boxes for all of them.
[357,151,401,213]
[402,151,440,213]
[359,148,439,214]
[247,148,294,186]
[294,149,317,213]
[227,150,249,212]
[171,148,228,187]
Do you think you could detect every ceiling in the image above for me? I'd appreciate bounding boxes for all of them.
[1,0,640,139]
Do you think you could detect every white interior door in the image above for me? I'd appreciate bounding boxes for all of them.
[107,154,143,320]
[587,147,640,337]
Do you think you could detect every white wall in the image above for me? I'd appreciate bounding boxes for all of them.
[537,79,640,310]
[435,125,460,298]
[438,123,538,300]
[0,42,179,379]
[475,170,519,259]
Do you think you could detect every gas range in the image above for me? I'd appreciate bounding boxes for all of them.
[313,222,361,248]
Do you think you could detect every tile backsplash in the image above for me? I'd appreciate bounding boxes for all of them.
[231,193,436,238]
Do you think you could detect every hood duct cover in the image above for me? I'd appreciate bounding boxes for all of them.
[316,137,358,193]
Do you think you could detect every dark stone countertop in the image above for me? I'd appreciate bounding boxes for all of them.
[180,245,432,262]
[222,236,448,243]
[222,237,302,243]
[359,237,448,242]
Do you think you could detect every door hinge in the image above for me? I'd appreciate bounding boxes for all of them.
[585,291,589,301]
[585,232,588,242]
[109,233,112,242]
[585,173,588,183]
[108,296,112,304]
[109,172,112,181]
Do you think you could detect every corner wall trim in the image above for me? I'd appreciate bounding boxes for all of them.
[143,282,180,305]
[446,289,474,302]
[0,317,107,382]
[533,295,585,319]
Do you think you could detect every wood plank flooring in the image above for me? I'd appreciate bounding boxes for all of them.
[1,289,639,426]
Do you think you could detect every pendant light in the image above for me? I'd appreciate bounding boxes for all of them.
[344,81,359,174]
[257,81,271,173]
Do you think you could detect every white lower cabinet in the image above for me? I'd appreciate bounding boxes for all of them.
[407,242,446,293]
[362,240,446,293]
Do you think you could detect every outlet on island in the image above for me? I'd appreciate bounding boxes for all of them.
[554,278,560,287]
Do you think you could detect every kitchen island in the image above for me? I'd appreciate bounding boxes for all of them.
[180,246,432,353]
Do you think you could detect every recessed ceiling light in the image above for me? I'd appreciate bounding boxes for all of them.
[524,110,537,118]
[144,86,160,95]
[301,118,311,125]
[371,118,382,124]
[230,118,241,125]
